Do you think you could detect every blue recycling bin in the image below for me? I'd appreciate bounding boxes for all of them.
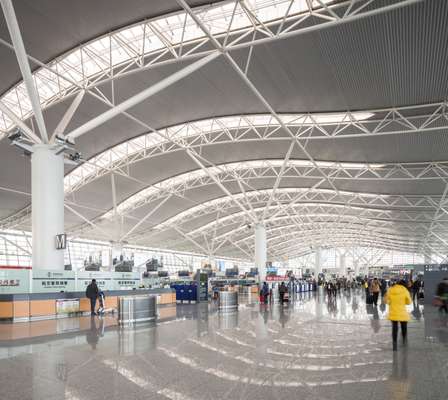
[171,283,198,302]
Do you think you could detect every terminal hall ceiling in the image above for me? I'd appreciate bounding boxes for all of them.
[1,0,448,261]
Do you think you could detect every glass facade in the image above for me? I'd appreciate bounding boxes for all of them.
[286,247,432,276]
[0,229,433,276]
[0,230,252,273]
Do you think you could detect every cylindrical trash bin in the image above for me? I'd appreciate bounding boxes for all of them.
[218,311,238,329]
[218,291,238,311]
[238,285,253,302]
[238,285,250,296]
[118,295,157,324]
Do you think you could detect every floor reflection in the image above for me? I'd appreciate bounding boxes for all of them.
[0,291,447,400]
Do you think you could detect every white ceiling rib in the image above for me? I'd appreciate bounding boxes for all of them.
[1,0,446,261]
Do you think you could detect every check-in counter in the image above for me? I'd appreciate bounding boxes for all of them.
[0,288,176,322]
[118,295,156,324]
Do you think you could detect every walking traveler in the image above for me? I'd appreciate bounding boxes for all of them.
[384,280,411,351]
[364,279,373,304]
[435,277,448,313]
[279,282,288,304]
[86,279,99,316]
[411,276,423,303]
[380,279,388,297]
[371,278,380,306]
[364,279,369,297]
[260,282,269,304]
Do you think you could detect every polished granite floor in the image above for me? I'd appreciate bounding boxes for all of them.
[0,290,447,400]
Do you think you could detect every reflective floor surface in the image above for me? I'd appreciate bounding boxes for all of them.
[1,290,447,400]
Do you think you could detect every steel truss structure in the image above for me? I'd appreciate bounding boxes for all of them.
[0,0,421,136]
[164,202,446,243]
[0,0,441,265]
[86,159,448,216]
[9,157,448,232]
[129,191,448,259]
[5,156,448,259]
[63,104,448,194]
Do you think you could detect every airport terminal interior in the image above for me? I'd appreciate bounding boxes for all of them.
[0,0,448,399]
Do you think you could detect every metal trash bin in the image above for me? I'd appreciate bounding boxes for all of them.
[238,285,252,296]
[218,311,238,329]
[118,295,157,324]
[218,291,238,312]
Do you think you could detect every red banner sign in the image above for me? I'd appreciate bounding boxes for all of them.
[266,276,288,281]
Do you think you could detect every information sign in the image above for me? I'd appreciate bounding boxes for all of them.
[0,267,29,293]
[55,233,67,250]
[56,299,80,314]
[32,270,76,293]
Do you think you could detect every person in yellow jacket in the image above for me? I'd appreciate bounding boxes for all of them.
[384,280,412,351]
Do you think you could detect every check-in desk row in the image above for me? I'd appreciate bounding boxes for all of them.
[0,288,176,322]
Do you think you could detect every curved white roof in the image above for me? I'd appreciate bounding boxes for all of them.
[1,0,447,261]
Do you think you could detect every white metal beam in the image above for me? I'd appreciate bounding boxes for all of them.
[50,90,85,142]
[172,225,209,255]
[64,203,111,239]
[0,100,42,143]
[119,195,171,242]
[0,0,49,142]
[178,0,341,210]
[0,234,31,256]
[186,150,257,223]
[0,0,424,138]
[66,52,220,140]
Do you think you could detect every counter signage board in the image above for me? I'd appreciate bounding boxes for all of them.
[32,270,76,293]
[77,271,114,291]
[0,268,29,294]
[112,271,140,290]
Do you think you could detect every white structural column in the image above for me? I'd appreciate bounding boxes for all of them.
[255,224,267,282]
[315,247,322,276]
[354,259,360,277]
[32,145,65,270]
[339,253,346,277]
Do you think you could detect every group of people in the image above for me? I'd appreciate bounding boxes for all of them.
[322,277,359,297]
[360,277,414,351]
[317,275,423,352]
[363,276,424,307]
[363,277,387,306]
[259,281,289,305]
